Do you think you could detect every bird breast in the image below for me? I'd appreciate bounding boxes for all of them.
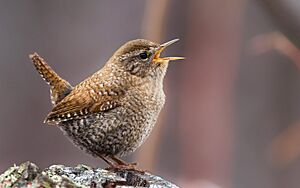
[115,82,165,155]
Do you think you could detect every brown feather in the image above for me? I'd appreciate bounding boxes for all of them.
[44,76,125,125]
[29,53,73,105]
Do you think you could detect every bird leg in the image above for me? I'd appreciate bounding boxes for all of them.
[99,155,116,167]
[103,156,145,173]
[111,156,138,166]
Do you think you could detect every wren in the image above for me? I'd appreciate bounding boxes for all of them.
[29,39,184,170]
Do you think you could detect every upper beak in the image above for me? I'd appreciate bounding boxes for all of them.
[152,39,185,63]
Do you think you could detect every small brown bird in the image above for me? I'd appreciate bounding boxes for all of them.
[29,39,183,170]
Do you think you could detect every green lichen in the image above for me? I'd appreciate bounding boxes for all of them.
[0,162,179,188]
[0,162,39,188]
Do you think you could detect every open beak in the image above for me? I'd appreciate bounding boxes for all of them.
[152,39,185,63]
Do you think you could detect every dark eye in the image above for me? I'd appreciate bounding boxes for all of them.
[139,52,148,60]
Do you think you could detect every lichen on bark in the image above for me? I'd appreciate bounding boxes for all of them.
[0,162,179,188]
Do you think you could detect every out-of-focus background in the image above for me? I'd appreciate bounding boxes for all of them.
[1,0,300,187]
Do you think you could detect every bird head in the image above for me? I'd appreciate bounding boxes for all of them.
[112,39,184,78]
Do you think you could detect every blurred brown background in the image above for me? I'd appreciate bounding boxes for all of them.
[1,0,300,187]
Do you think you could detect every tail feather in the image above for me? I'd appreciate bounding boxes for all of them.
[29,52,73,105]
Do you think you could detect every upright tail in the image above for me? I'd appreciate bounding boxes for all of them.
[29,53,73,106]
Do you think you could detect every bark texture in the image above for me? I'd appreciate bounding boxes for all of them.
[0,162,178,188]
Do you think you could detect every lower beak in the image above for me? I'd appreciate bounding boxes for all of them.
[152,39,185,63]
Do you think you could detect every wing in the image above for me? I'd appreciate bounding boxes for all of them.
[44,79,125,125]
